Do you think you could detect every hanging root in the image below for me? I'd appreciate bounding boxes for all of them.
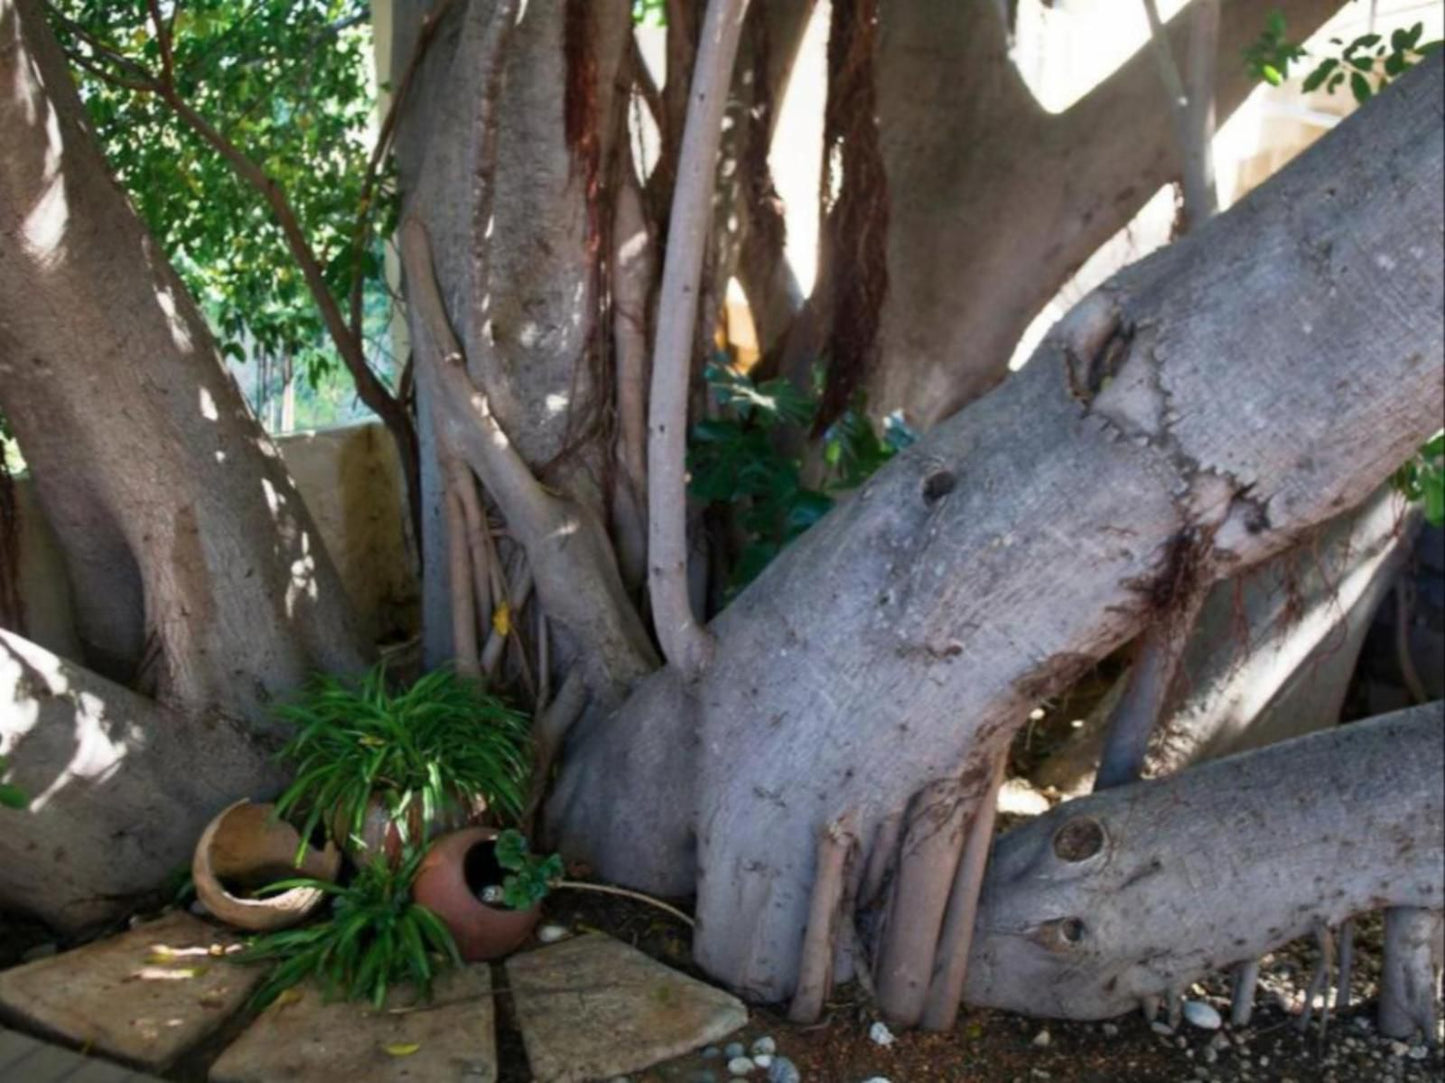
[1231,959,1260,1027]
[1379,906,1444,1042]
[1336,918,1355,1012]
[790,810,860,1024]
[921,754,1006,1031]
[1296,922,1335,1035]
[875,780,969,1027]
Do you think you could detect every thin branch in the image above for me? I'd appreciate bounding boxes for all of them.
[443,469,481,677]
[647,0,752,677]
[145,0,175,86]
[1142,0,1219,230]
[790,810,858,1023]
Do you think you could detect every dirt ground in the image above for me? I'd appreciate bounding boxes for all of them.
[526,891,1443,1083]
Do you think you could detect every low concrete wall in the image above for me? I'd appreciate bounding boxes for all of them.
[9,421,418,658]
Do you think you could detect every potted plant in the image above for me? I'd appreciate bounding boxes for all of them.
[410,827,561,962]
[192,799,342,932]
[237,845,461,1009]
[272,665,531,863]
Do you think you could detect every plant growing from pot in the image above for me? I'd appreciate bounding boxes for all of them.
[272,664,531,863]
[413,827,695,962]
[238,844,461,1009]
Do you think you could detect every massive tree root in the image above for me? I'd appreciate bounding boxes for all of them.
[0,632,282,932]
[962,703,1444,1020]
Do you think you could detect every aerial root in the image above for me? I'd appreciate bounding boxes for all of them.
[790,809,859,1024]
[1231,959,1260,1027]
[1296,922,1335,1035]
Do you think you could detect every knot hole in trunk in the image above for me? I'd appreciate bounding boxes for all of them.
[1052,816,1105,862]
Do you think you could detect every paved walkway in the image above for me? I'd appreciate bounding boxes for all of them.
[0,1026,165,1082]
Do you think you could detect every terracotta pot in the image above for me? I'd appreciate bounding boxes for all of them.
[192,800,342,932]
[333,788,486,867]
[411,827,541,962]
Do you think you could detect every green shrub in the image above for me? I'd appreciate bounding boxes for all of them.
[273,665,531,854]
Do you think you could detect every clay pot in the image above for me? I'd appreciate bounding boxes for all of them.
[192,800,342,932]
[411,827,541,962]
[333,788,486,867]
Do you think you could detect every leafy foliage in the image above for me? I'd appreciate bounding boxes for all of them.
[1244,12,1441,102]
[493,829,564,911]
[46,0,393,419]
[1394,432,1445,527]
[273,665,532,856]
[1243,10,1308,87]
[239,847,459,1009]
[0,756,28,811]
[689,361,915,594]
[632,0,666,27]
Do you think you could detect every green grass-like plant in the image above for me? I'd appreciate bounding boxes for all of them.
[273,664,531,855]
[239,847,460,1009]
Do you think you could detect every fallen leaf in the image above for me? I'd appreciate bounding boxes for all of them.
[492,604,511,637]
[384,1042,422,1057]
[275,989,304,1007]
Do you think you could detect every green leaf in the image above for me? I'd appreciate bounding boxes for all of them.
[1350,72,1373,103]
[1262,64,1284,86]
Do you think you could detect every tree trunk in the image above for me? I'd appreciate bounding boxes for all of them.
[391,0,635,673]
[0,631,284,932]
[962,702,1444,1020]
[869,0,1342,428]
[549,57,1445,1002]
[0,0,367,725]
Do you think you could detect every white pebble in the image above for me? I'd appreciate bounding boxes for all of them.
[729,1056,755,1076]
[537,924,569,943]
[753,1054,773,1069]
[868,1021,896,1047]
[1101,1023,1119,1038]
[751,1036,777,1056]
[860,1078,893,1083]
[1182,1000,1223,1031]
[1032,1028,1052,1048]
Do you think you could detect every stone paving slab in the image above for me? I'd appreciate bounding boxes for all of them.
[0,911,260,1072]
[209,964,496,1083]
[0,1026,165,1081]
[506,933,747,1083]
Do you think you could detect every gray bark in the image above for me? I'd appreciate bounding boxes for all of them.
[1036,484,1413,794]
[870,0,1342,429]
[963,703,1445,1019]
[0,630,284,932]
[550,56,1445,1002]
[1379,906,1443,1041]
[0,0,367,723]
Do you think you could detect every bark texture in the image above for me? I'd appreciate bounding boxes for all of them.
[1036,485,1413,794]
[963,703,1445,1020]
[0,0,366,723]
[550,57,1445,1002]
[870,0,1342,428]
[0,631,284,932]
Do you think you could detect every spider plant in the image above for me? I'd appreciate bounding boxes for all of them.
[273,664,531,855]
[239,847,460,1009]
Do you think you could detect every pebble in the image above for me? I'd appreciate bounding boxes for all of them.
[860,1078,892,1083]
[868,1021,896,1047]
[753,1055,773,1069]
[768,1057,801,1083]
[537,924,569,943]
[729,1056,755,1076]
[751,1036,777,1056]
[702,1047,722,1059]
[693,1075,718,1083]
[1031,1028,1052,1048]
[189,899,209,917]
[1408,1046,1427,1061]
[1101,1023,1119,1038]
[1150,1021,1175,1036]
[1183,1000,1223,1030]
[725,1043,747,1059]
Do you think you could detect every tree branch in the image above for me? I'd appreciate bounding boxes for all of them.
[647,0,752,676]
[1143,0,1220,230]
